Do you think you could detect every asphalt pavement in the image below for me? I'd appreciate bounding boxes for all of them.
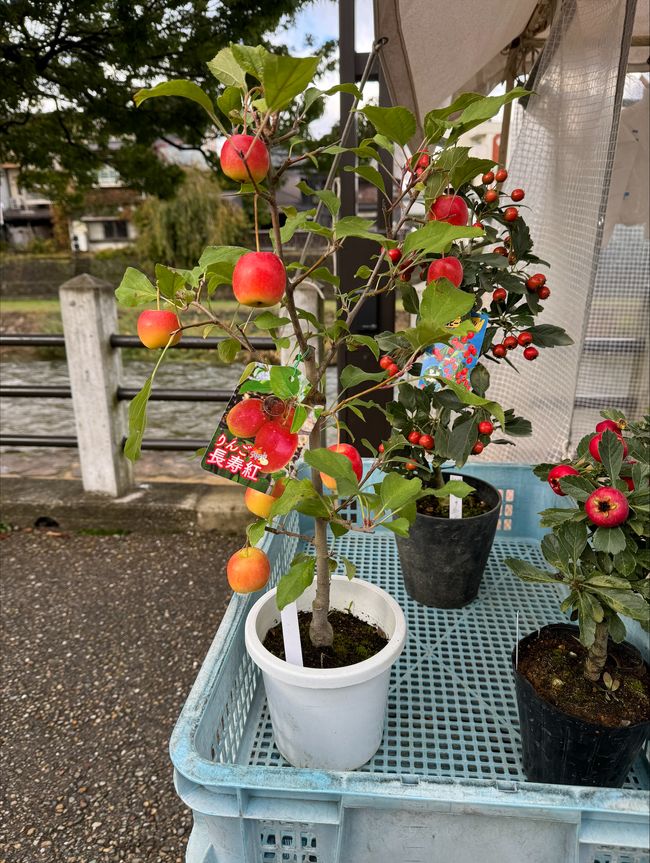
[0,527,239,862]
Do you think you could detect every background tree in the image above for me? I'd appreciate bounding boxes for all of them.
[0,0,322,202]
[134,169,247,267]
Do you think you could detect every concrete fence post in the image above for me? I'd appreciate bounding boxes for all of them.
[59,273,132,496]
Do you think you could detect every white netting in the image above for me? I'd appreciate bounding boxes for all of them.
[483,0,645,464]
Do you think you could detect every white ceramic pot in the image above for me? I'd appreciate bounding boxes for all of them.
[245,575,406,770]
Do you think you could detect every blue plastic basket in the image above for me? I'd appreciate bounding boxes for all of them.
[170,464,649,863]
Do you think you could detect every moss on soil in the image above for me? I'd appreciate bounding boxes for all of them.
[263,609,389,669]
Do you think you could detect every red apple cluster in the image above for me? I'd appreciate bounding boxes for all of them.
[378,354,402,379]
[526,273,551,301]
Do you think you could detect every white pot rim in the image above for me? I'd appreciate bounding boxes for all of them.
[245,576,406,689]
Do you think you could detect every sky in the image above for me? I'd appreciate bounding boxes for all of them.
[267,0,378,136]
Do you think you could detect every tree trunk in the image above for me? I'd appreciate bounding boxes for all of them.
[432,465,445,490]
[584,621,609,682]
[307,420,334,648]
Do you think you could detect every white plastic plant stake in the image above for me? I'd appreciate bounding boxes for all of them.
[449,473,463,519]
[280,602,303,666]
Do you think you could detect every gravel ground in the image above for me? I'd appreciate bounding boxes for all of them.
[0,528,239,862]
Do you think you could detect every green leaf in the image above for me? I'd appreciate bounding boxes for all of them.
[346,334,380,359]
[246,519,267,546]
[304,448,359,497]
[155,263,186,300]
[470,363,490,397]
[344,165,385,194]
[124,376,152,461]
[541,533,566,571]
[290,405,308,434]
[589,587,649,623]
[592,526,627,555]
[577,594,597,647]
[428,479,474,499]
[379,472,422,513]
[253,312,291,330]
[451,157,496,189]
[526,324,574,347]
[199,245,249,287]
[361,105,417,147]
[217,338,240,363]
[382,517,411,537]
[134,79,216,120]
[335,216,387,245]
[231,44,268,80]
[402,222,482,256]
[269,366,300,399]
[581,590,605,623]
[539,507,582,528]
[276,555,316,610]
[419,279,475,326]
[341,556,356,580]
[207,47,247,88]
[330,521,350,538]
[425,92,483,122]
[599,430,625,483]
[557,475,593,501]
[585,573,635,590]
[437,378,506,429]
[505,559,560,583]
[556,520,589,562]
[262,54,320,112]
[270,478,316,517]
[115,267,157,307]
[217,86,242,118]
[297,181,341,218]
[339,365,386,390]
[455,87,528,131]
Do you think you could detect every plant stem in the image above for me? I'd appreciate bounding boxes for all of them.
[433,465,445,490]
[308,422,334,648]
[584,621,609,682]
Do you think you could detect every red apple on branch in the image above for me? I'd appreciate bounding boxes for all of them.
[427,257,463,287]
[427,194,469,226]
[547,464,580,496]
[232,251,286,307]
[220,134,270,184]
[244,480,285,519]
[585,487,629,528]
[226,547,271,593]
[137,309,181,349]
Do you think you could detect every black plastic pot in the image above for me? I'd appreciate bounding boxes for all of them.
[395,472,501,608]
[513,624,650,787]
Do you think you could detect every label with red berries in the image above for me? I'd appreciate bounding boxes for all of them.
[418,312,489,390]
[201,362,309,489]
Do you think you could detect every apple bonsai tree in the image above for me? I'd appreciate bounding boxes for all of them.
[504,410,649,785]
[507,410,649,680]
[115,43,571,651]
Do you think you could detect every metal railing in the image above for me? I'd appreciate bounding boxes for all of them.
[0,331,275,452]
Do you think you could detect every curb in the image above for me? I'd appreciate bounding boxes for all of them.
[0,477,249,534]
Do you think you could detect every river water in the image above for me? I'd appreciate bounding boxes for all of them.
[1,358,338,449]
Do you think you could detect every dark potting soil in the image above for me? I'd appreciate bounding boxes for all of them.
[263,610,389,669]
[417,492,491,518]
[518,629,650,728]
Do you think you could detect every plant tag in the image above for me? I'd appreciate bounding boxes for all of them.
[449,473,463,519]
[280,602,303,666]
[418,312,489,390]
[201,362,309,489]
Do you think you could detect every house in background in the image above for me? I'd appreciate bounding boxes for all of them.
[69,165,140,252]
[0,163,54,248]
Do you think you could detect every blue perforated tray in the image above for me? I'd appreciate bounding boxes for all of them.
[171,464,649,863]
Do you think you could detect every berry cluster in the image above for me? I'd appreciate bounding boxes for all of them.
[378,353,402,379]
[491,329,538,361]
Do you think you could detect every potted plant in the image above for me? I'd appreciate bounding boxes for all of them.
[115,43,570,769]
[506,410,649,787]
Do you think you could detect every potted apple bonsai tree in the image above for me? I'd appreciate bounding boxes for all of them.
[506,410,649,787]
[115,42,570,769]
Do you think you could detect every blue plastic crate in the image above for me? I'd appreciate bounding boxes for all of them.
[170,464,649,863]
